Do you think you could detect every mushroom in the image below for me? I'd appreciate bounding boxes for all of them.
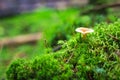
[75,27,94,39]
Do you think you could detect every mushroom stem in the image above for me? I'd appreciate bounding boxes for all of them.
[83,33,87,39]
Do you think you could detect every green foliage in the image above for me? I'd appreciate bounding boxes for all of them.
[6,20,120,79]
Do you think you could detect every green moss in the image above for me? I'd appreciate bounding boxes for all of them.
[6,20,120,80]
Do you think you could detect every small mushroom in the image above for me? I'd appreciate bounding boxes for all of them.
[75,27,94,39]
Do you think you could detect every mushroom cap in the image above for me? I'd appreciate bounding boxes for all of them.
[75,27,94,34]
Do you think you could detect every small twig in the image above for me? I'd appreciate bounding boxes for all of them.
[88,72,93,80]
[53,45,62,52]
[0,33,42,46]
[115,49,120,57]
[66,53,74,63]
[107,34,119,41]
[81,3,120,15]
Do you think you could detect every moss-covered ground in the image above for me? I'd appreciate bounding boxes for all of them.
[6,20,120,80]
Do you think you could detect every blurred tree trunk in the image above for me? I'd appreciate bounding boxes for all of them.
[0,0,88,17]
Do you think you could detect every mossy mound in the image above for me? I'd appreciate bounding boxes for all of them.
[6,20,120,80]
